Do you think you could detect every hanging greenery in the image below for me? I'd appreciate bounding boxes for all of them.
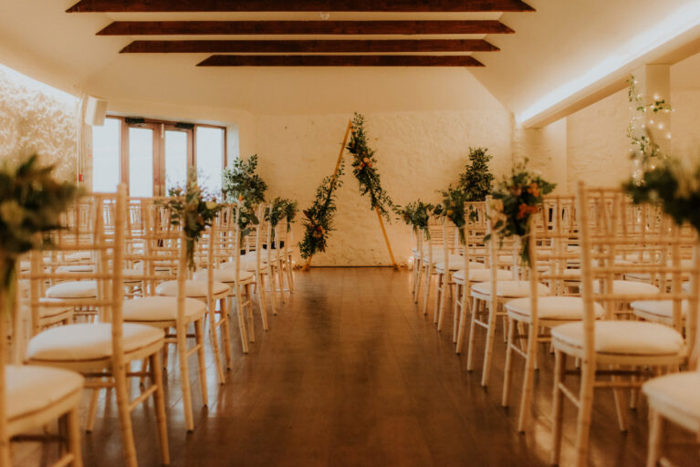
[626,76,672,170]
[0,154,80,311]
[459,146,494,202]
[222,154,268,206]
[299,162,345,260]
[433,187,470,245]
[486,161,556,265]
[346,113,393,220]
[396,200,436,239]
[283,199,299,232]
[160,169,223,270]
[266,197,298,240]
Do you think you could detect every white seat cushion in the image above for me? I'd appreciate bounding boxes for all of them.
[5,365,84,421]
[55,265,95,274]
[471,280,550,298]
[46,281,97,299]
[65,251,92,262]
[631,300,690,319]
[36,298,74,318]
[552,321,684,355]
[506,296,605,321]
[435,260,484,273]
[643,372,700,423]
[156,280,230,298]
[123,297,206,322]
[193,268,254,284]
[27,323,164,361]
[453,268,512,283]
[593,280,660,296]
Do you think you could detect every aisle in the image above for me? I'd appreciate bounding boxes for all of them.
[16,268,676,466]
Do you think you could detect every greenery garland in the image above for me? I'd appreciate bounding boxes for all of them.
[487,161,556,265]
[396,200,435,240]
[222,154,267,205]
[299,162,345,259]
[0,154,80,312]
[160,170,223,270]
[347,113,393,220]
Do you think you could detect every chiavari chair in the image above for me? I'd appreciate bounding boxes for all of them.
[24,186,170,467]
[549,183,698,467]
[243,205,278,317]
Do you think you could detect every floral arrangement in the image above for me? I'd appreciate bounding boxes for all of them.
[222,154,267,205]
[0,154,80,310]
[265,197,298,240]
[396,200,435,239]
[626,77,672,169]
[459,146,494,202]
[487,161,556,265]
[299,162,345,260]
[346,113,393,220]
[433,187,470,245]
[282,199,299,232]
[160,170,223,270]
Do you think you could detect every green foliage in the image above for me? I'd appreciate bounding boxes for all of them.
[488,161,556,265]
[395,200,435,239]
[222,154,268,206]
[433,187,470,244]
[265,197,299,239]
[299,162,345,259]
[347,113,393,220]
[459,147,494,201]
[626,77,672,168]
[160,170,223,270]
[0,154,80,311]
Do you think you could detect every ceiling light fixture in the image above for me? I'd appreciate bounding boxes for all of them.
[517,3,700,127]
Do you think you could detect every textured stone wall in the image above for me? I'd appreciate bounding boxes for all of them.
[0,67,79,180]
[671,90,700,158]
[512,118,568,193]
[255,109,513,266]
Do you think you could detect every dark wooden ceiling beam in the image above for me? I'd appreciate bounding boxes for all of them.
[197,55,484,67]
[98,20,514,36]
[120,39,498,54]
[69,0,534,13]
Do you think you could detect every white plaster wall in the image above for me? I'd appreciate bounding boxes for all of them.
[512,118,568,193]
[256,108,512,267]
[565,89,631,192]
[671,90,700,157]
[0,67,79,180]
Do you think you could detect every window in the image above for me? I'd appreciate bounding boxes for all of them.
[90,116,228,196]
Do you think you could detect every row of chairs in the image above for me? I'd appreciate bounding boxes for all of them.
[412,184,700,466]
[1,186,297,466]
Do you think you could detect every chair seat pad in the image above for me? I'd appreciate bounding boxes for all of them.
[123,297,206,322]
[65,251,92,262]
[435,260,484,273]
[46,281,97,299]
[36,298,74,318]
[5,365,84,421]
[631,300,690,319]
[506,296,605,321]
[643,372,700,421]
[55,265,95,274]
[552,321,684,355]
[471,280,550,298]
[453,268,512,283]
[156,280,229,298]
[193,268,254,284]
[27,323,164,362]
[593,280,660,296]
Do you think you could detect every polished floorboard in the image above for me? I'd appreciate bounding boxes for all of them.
[14,268,699,466]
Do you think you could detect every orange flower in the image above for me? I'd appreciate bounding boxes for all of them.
[528,183,540,198]
[517,203,537,220]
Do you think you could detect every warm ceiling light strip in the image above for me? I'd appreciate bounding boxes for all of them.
[68,0,534,13]
[197,55,484,66]
[120,39,499,54]
[97,20,515,36]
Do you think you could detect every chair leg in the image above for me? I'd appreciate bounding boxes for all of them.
[466,298,481,371]
[433,273,442,325]
[254,279,269,331]
[573,358,596,467]
[85,388,100,432]
[285,256,294,293]
[114,372,138,467]
[218,298,233,370]
[267,270,278,315]
[67,407,83,467]
[194,318,209,406]
[647,409,664,467]
[551,350,566,465]
[177,322,195,431]
[207,306,226,384]
[480,299,499,387]
[611,367,628,432]
[233,292,249,353]
[517,322,538,432]
[414,260,423,304]
[502,317,516,407]
[421,267,432,316]
[437,274,448,331]
[150,351,170,465]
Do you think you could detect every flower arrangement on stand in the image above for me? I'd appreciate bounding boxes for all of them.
[346,113,393,220]
[487,161,556,265]
[0,154,80,315]
[459,146,495,202]
[160,170,223,271]
[222,154,268,238]
[299,162,345,260]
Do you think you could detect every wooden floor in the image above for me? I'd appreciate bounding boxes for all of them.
[14,268,700,466]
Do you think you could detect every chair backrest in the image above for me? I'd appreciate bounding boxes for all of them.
[537,195,579,295]
[576,183,700,361]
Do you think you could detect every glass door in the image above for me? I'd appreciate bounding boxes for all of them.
[127,124,158,197]
[162,125,193,195]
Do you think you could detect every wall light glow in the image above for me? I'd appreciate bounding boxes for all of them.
[517,3,700,125]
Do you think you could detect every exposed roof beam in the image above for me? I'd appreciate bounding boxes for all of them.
[120,39,499,53]
[69,0,534,13]
[197,55,484,66]
[98,20,515,36]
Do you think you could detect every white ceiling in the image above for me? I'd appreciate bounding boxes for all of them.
[0,0,699,118]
